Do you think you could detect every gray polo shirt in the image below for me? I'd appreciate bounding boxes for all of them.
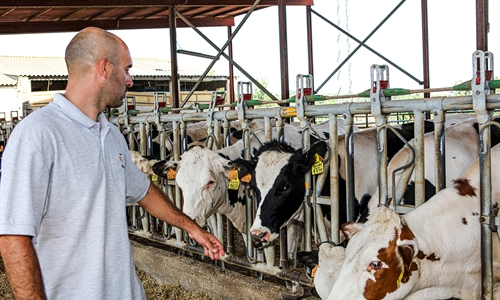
[0,93,150,299]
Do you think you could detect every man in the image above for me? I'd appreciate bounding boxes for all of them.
[0,27,225,299]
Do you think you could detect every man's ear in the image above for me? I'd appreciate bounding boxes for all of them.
[98,58,111,78]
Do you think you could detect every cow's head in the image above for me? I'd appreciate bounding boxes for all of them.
[244,140,329,244]
[314,242,346,300]
[327,207,419,300]
[152,146,245,227]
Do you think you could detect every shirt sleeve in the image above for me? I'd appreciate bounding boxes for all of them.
[0,120,50,237]
[112,127,151,205]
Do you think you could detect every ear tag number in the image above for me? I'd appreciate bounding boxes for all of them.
[311,153,324,175]
[228,169,240,190]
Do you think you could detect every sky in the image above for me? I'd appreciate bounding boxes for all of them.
[0,0,498,98]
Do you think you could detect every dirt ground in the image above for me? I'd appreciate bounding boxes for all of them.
[0,237,320,300]
[131,236,321,300]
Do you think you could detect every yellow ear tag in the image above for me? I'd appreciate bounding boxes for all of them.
[151,173,159,182]
[396,268,404,288]
[311,153,324,175]
[241,173,252,183]
[228,168,240,190]
[166,168,177,180]
[305,182,309,190]
[311,264,319,278]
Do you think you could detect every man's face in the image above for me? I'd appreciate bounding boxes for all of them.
[102,45,133,108]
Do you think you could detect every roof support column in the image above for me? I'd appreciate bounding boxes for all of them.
[169,5,180,109]
[228,26,235,107]
[306,5,314,90]
[476,0,488,51]
[421,0,430,99]
[278,0,290,102]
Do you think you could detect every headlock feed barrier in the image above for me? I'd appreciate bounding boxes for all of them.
[110,50,500,298]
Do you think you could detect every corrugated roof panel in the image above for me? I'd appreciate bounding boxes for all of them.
[0,73,17,86]
[0,56,227,78]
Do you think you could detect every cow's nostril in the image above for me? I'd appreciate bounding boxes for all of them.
[251,231,267,242]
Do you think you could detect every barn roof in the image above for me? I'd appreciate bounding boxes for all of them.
[0,56,227,83]
[0,1,313,34]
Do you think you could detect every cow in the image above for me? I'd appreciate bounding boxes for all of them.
[152,119,350,261]
[364,117,500,219]
[237,121,435,248]
[327,143,500,299]
[130,150,160,184]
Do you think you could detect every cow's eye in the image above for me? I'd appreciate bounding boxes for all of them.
[207,180,216,186]
[369,261,382,270]
[283,183,292,191]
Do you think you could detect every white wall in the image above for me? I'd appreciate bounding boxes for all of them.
[0,86,21,121]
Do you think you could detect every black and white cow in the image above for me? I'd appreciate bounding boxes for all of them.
[327,144,500,299]
[236,121,435,246]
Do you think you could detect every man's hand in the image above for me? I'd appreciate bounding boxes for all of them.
[188,228,225,260]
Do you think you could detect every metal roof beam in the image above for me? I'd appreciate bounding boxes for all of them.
[0,17,235,34]
[0,0,313,6]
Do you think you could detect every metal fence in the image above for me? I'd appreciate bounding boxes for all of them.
[112,50,500,298]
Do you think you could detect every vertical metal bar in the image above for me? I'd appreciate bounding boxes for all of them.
[169,6,180,109]
[344,114,355,221]
[329,114,340,243]
[421,0,430,99]
[278,0,290,102]
[472,50,493,300]
[413,111,425,207]
[139,122,147,156]
[306,5,314,91]
[476,0,488,51]
[227,26,236,107]
[172,120,183,241]
[264,116,272,141]
[433,111,446,192]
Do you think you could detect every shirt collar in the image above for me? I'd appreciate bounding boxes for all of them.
[51,93,107,129]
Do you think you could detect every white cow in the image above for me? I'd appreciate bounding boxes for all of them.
[327,145,500,299]
[366,117,500,216]
[313,243,346,300]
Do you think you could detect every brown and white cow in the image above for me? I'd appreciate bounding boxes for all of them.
[327,145,500,300]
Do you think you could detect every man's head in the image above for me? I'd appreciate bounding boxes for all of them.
[65,27,133,112]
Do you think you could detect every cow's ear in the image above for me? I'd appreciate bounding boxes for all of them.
[230,158,257,180]
[302,141,329,170]
[231,129,243,141]
[341,221,365,241]
[397,224,418,279]
[152,160,180,178]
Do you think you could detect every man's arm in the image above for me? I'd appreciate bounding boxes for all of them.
[138,183,225,260]
[0,235,46,300]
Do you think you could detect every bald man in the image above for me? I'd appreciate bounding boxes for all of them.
[0,27,225,300]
